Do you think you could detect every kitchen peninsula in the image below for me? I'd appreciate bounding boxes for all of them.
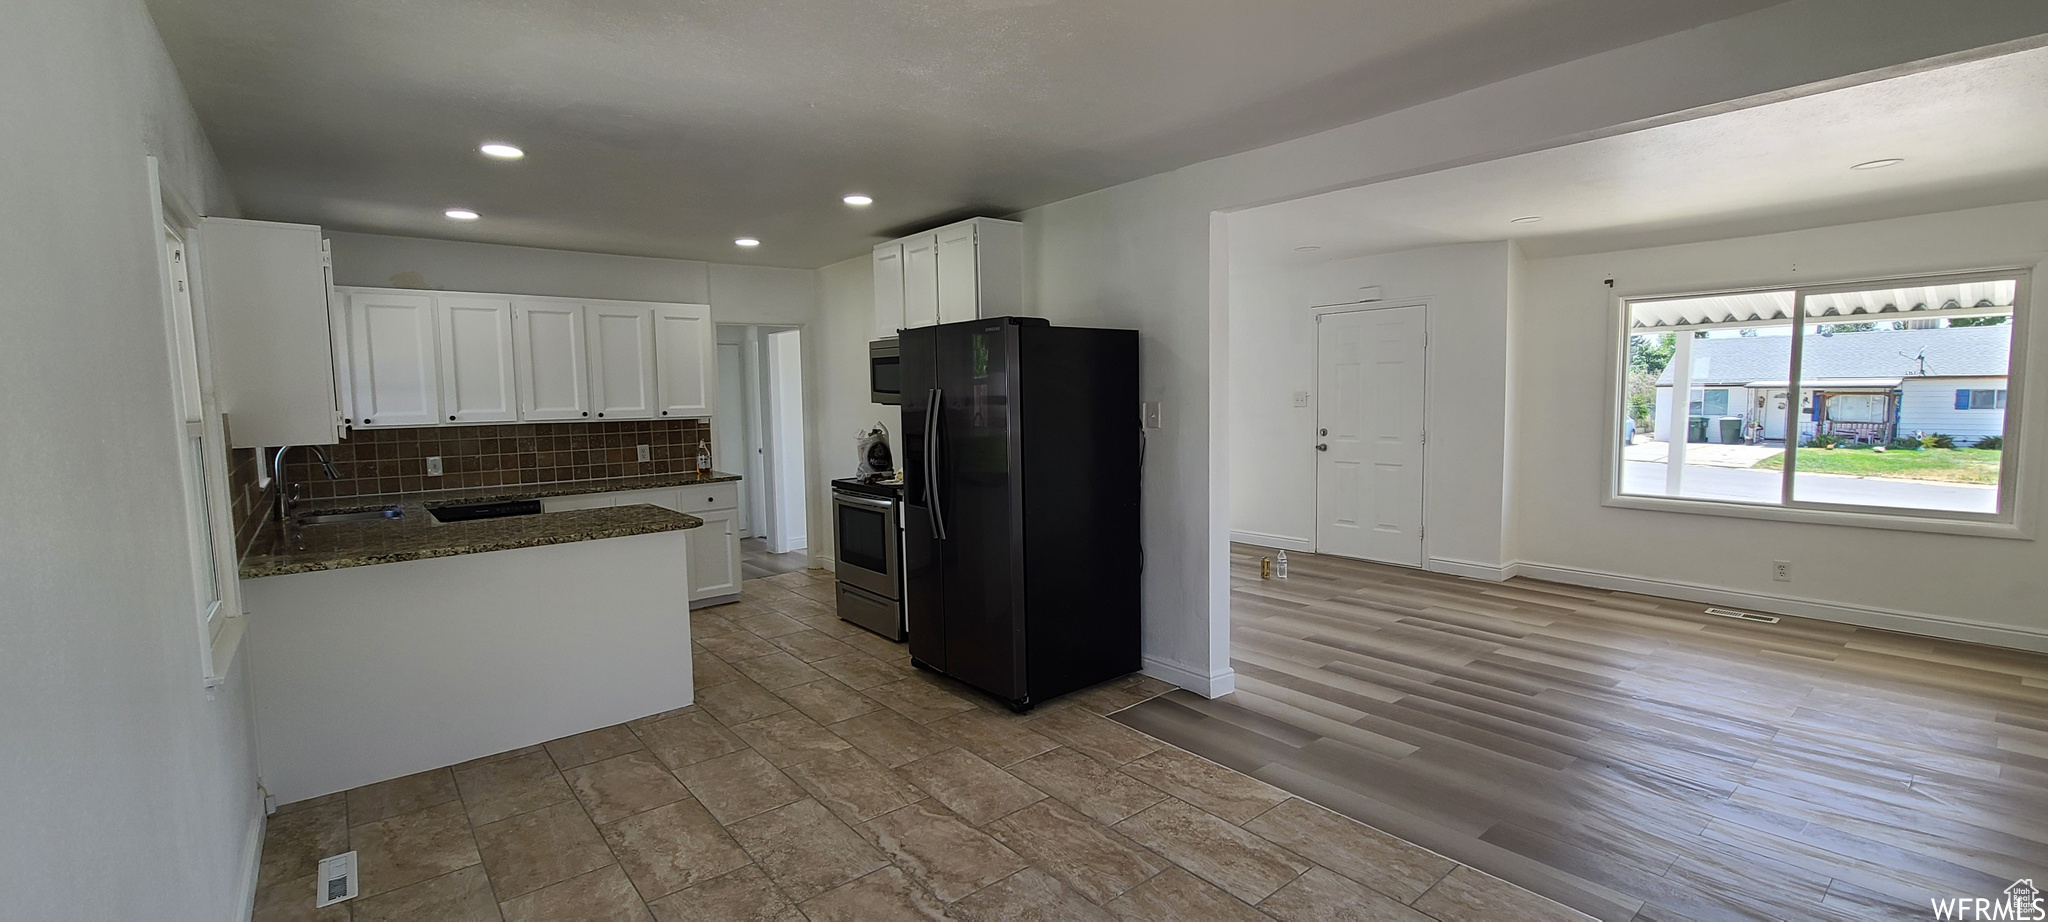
[240,472,734,805]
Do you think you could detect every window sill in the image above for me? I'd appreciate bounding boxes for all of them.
[1602,493,2031,540]
[204,615,246,688]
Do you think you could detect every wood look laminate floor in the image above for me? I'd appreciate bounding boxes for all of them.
[1112,545,2048,922]
[741,537,810,581]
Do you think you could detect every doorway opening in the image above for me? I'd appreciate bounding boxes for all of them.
[714,324,808,555]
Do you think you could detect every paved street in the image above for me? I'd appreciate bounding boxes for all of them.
[1622,460,1998,513]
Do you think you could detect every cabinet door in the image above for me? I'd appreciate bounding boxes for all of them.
[873,243,905,339]
[513,300,589,421]
[653,303,714,418]
[436,296,517,423]
[902,234,940,329]
[347,291,441,428]
[324,247,353,439]
[688,507,741,601]
[585,302,657,420]
[936,222,980,325]
[197,218,338,447]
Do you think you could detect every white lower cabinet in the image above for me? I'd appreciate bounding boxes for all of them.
[687,507,740,603]
[540,482,742,606]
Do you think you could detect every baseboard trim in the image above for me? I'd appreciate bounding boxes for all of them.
[235,796,265,921]
[1514,561,2048,654]
[1229,530,1313,553]
[1426,556,1521,582]
[1142,655,1236,698]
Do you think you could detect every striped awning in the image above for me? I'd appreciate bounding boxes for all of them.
[1630,280,2016,330]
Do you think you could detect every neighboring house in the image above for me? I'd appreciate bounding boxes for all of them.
[1651,325,2011,444]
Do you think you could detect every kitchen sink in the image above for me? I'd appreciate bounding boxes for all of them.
[298,506,403,525]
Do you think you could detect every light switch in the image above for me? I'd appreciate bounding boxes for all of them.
[1292,391,1311,408]
[425,456,443,477]
[1142,401,1163,429]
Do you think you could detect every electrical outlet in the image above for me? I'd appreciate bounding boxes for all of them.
[1772,560,1792,582]
[637,444,651,463]
[426,456,443,477]
[1292,390,1311,408]
[1142,401,1163,429]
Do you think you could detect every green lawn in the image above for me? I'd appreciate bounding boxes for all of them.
[1752,446,2002,484]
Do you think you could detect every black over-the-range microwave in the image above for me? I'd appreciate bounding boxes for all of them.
[870,337,902,405]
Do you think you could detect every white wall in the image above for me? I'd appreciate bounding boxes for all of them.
[1229,242,1518,574]
[2,1,263,918]
[1011,0,2048,694]
[1513,200,2048,649]
[811,254,899,569]
[767,330,810,552]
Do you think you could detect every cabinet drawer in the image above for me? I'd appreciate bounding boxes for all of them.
[678,482,739,511]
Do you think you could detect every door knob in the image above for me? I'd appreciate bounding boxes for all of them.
[1316,443,1328,452]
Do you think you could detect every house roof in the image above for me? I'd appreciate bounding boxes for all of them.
[1655,326,2012,386]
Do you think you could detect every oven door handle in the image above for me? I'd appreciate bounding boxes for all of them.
[835,494,896,510]
[925,388,947,541]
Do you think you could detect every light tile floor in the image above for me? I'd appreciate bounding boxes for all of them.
[254,568,1589,921]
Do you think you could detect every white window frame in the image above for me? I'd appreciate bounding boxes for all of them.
[149,158,246,685]
[1605,267,2032,539]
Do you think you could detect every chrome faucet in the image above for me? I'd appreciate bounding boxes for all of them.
[274,445,341,524]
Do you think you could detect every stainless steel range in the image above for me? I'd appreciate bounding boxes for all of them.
[831,478,905,641]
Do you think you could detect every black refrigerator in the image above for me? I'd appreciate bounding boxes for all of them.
[900,317,1141,712]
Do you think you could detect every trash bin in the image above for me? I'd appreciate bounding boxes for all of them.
[1718,417,1743,444]
[1688,416,1709,443]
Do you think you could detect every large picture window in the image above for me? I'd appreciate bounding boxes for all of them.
[1616,271,2026,526]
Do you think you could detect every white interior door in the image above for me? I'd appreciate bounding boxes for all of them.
[714,340,750,534]
[1315,306,1426,566]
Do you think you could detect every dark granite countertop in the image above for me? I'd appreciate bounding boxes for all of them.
[240,497,703,579]
[303,470,743,515]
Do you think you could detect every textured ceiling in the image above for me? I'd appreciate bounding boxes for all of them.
[145,0,1779,267]
[1230,45,2048,270]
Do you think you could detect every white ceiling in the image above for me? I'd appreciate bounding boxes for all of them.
[143,0,1779,267]
[1230,44,2048,271]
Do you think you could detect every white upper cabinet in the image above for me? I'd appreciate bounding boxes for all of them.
[653,303,715,418]
[322,288,710,429]
[585,302,657,420]
[880,217,1022,333]
[195,218,342,446]
[435,295,517,423]
[902,233,940,330]
[347,291,441,428]
[513,299,589,421]
[936,223,980,325]
[873,243,905,340]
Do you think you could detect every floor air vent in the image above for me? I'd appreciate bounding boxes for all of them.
[315,851,357,908]
[1705,607,1780,624]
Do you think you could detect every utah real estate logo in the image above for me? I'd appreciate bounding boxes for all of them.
[1932,880,2046,921]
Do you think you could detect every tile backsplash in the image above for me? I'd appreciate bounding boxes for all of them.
[280,419,712,501]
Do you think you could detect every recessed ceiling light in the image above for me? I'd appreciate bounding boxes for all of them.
[1510,215,1544,224]
[734,237,761,248]
[444,208,480,221]
[1850,158,1905,170]
[479,143,524,160]
[1294,245,1321,252]
[842,194,874,206]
